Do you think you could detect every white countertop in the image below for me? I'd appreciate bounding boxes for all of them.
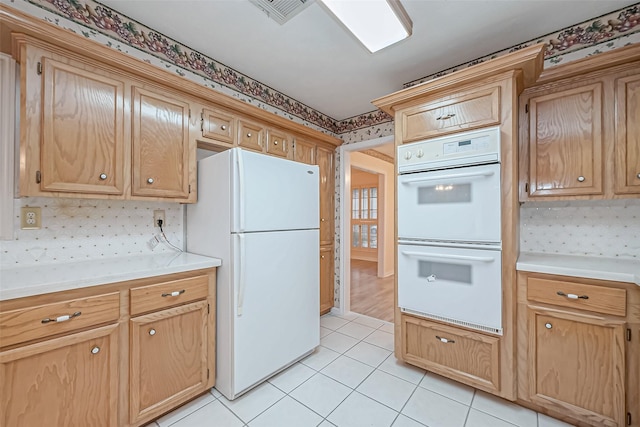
[517,252,640,285]
[0,252,221,301]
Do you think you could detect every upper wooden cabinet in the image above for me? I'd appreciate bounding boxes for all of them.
[400,85,501,143]
[293,138,316,165]
[525,81,603,198]
[266,128,291,158]
[615,73,640,194]
[40,56,125,195]
[317,145,334,247]
[200,106,235,147]
[237,119,265,152]
[131,86,192,199]
[13,35,197,203]
[519,48,640,201]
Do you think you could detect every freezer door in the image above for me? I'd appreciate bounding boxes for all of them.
[232,148,320,233]
[232,229,320,395]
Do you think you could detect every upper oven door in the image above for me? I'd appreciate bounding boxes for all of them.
[398,163,501,244]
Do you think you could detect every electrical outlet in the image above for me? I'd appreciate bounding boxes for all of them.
[153,210,166,227]
[21,206,42,229]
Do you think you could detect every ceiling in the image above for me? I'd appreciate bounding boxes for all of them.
[100,0,632,121]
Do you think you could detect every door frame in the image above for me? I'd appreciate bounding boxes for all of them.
[338,135,394,315]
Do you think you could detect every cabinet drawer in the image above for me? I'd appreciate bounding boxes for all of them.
[527,277,626,317]
[401,315,500,392]
[0,292,120,348]
[130,275,208,316]
[237,120,264,152]
[401,86,500,142]
[266,129,290,158]
[201,107,234,145]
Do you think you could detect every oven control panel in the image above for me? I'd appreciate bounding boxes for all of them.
[398,126,500,173]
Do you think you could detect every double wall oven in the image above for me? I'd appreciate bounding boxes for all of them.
[397,127,503,335]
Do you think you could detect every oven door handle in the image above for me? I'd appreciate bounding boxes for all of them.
[400,250,496,263]
[400,170,495,185]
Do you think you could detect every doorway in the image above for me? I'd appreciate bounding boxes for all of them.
[339,135,395,322]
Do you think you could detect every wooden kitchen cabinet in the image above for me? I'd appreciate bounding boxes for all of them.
[317,145,334,247]
[131,85,193,200]
[522,80,604,198]
[399,84,501,143]
[614,72,640,194]
[293,138,316,165]
[320,245,334,315]
[519,47,640,201]
[0,268,216,427]
[0,324,119,427]
[129,301,209,424]
[266,128,291,158]
[517,271,639,427]
[32,46,126,196]
[237,119,265,152]
[200,106,235,147]
[13,34,197,203]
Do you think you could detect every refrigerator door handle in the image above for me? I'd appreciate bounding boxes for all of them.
[237,149,245,232]
[237,233,246,316]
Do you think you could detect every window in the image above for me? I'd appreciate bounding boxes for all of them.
[352,186,378,250]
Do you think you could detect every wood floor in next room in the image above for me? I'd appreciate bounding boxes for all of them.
[350,259,394,322]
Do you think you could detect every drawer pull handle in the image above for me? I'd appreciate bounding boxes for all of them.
[221,125,227,131]
[91,346,100,354]
[557,291,588,300]
[435,335,455,344]
[436,113,456,120]
[162,289,186,297]
[41,311,82,324]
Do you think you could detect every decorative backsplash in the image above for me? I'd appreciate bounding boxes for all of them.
[520,199,640,259]
[0,198,184,268]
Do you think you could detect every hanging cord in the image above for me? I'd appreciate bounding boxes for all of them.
[157,219,184,252]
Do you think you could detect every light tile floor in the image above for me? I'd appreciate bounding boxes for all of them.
[146,313,575,427]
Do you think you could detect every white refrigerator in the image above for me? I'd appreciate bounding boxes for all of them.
[186,147,320,400]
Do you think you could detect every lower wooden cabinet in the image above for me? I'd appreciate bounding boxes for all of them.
[320,245,334,315]
[0,324,119,427]
[401,315,501,394]
[130,301,209,424]
[517,271,638,427]
[0,269,216,427]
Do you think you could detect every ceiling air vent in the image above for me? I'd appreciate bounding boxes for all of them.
[249,0,313,24]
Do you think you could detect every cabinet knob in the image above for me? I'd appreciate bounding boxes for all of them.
[577,176,585,182]
[274,140,278,146]
[321,218,326,222]
[221,125,227,131]
[435,335,455,343]
[147,178,154,184]
[149,328,156,336]
[545,323,552,329]
[247,133,252,138]
[99,173,107,180]
[91,346,100,354]
[637,173,640,179]
[321,255,325,259]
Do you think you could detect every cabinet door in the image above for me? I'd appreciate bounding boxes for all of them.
[527,307,625,426]
[401,85,501,142]
[317,145,334,247]
[237,119,264,152]
[615,73,640,194]
[0,324,119,427]
[132,86,191,199]
[294,138,316,165]
[201,107,234,146]
[41,57,125,194]
[527,83,603,197]
[130,300,208,424]
[320,245,334,315]
[266,129,291,158]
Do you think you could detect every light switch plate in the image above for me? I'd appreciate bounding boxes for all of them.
[21,206,41,229]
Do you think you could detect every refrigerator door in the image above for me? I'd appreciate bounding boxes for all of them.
[231,229,319,396]
[231,148,320,233]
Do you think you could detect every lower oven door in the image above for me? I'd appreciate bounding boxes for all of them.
[397,243,502,334]
[397,163,501,243]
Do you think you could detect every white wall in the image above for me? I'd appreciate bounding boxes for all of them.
[350,152,394,277]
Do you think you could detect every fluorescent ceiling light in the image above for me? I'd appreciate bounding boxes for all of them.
[319,0,412,53]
